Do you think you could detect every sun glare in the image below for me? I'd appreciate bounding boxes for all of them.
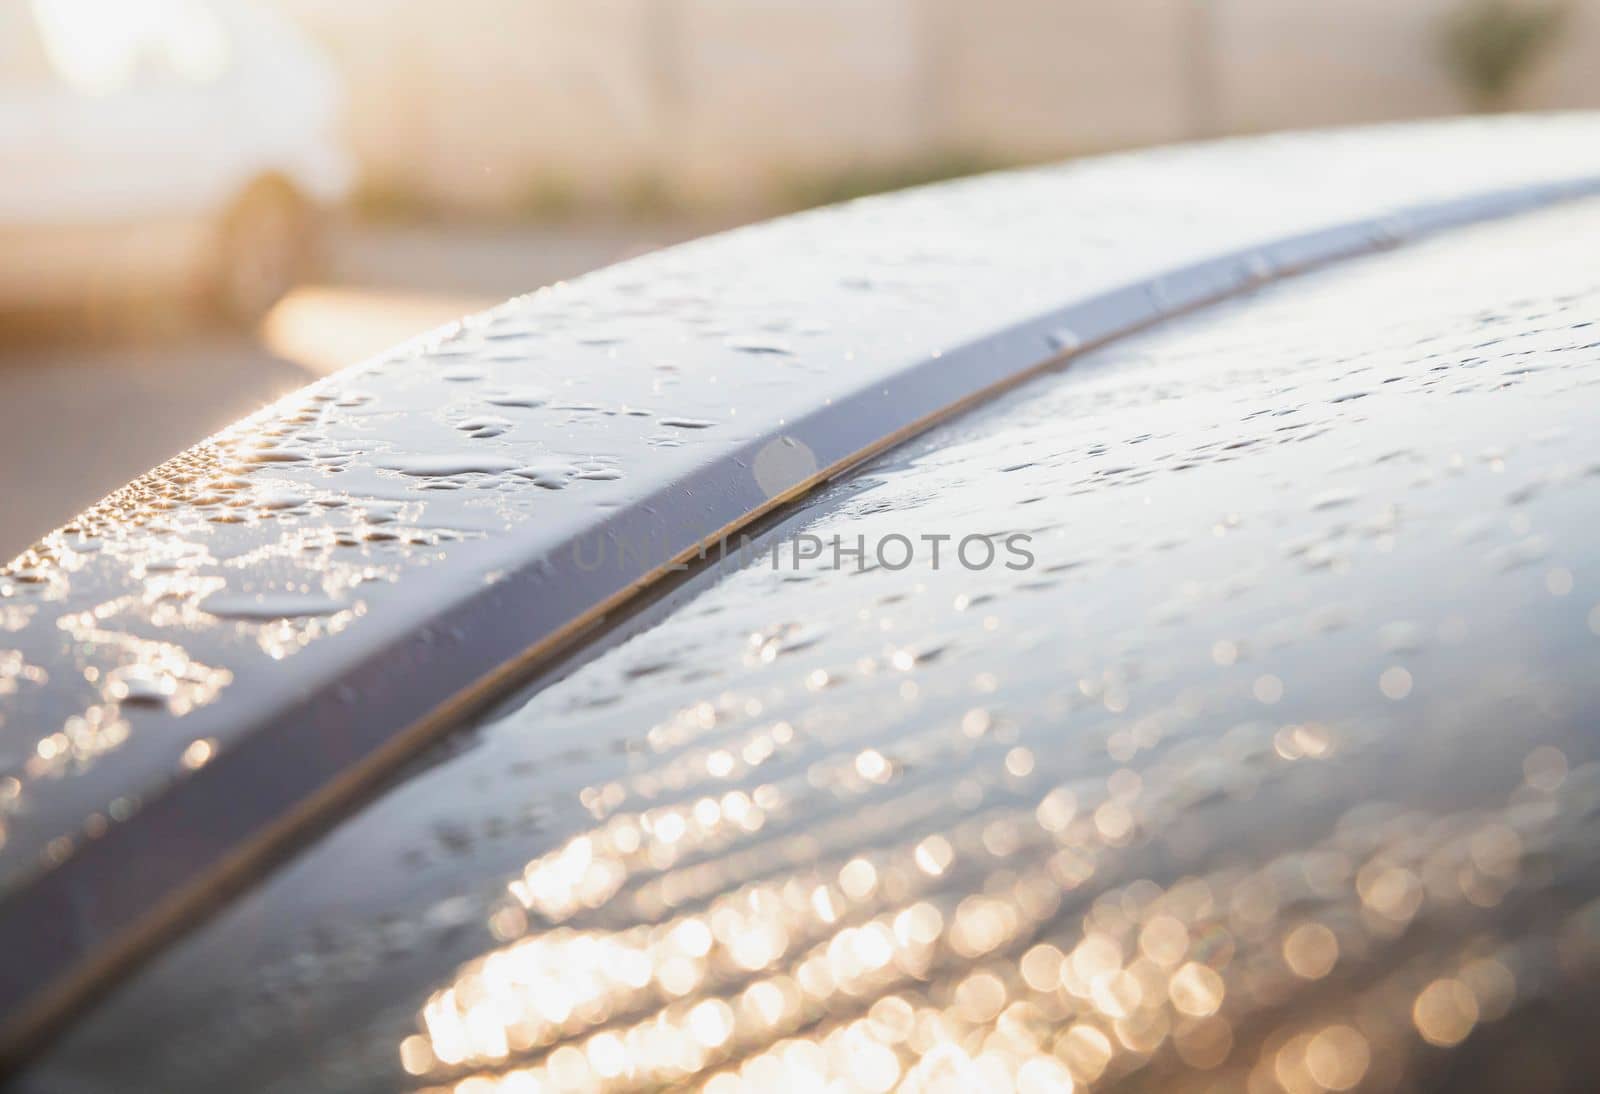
[30,0,230,95]
[260,287,497,377]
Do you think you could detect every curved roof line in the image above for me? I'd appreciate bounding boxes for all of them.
[3,114,1600,1062]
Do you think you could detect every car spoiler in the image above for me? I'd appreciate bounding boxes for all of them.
[4,114,1600,1063]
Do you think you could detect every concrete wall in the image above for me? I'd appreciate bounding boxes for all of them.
[670,0,928,198]
[937,0,1197,156]
[273,0,1600,212]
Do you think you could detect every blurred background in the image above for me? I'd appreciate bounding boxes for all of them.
[2,0,1597,556]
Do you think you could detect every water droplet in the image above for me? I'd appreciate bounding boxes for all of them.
[486,389,551,409]
[382,455,523,477]
[107,667,178,707]
[455,416,515,439]
[237,446,310,465]
[726,337,795,356]
[514,464,577,489]
[1047,328,1082,353]
[1310,488,1360,511]
[254,489,311,511]
[200,591,349,620]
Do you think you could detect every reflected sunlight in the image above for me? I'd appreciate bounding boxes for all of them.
[259,286,497,376]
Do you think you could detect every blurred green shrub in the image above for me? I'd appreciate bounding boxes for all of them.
[777,151,1009,213]
[351,176,438,223]
[1438,0,1571,111]
[518,175,582,222]
[618,172,684,222]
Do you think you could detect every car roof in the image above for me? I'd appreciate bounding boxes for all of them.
[4,114,1600,1070]
[26,188,1600,1093]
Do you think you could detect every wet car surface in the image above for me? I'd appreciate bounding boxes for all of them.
[10,118,1600,1050]
[20,195,1600,1092]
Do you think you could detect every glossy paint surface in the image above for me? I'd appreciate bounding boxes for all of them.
[23,195,1600,1092]
[6,123,1600,1046]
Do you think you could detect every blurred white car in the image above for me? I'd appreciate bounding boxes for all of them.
[0,0,352,322]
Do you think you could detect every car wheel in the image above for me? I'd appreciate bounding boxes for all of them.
[212,182,310,326]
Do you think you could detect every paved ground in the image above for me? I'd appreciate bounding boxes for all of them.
[0,221,714,559]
